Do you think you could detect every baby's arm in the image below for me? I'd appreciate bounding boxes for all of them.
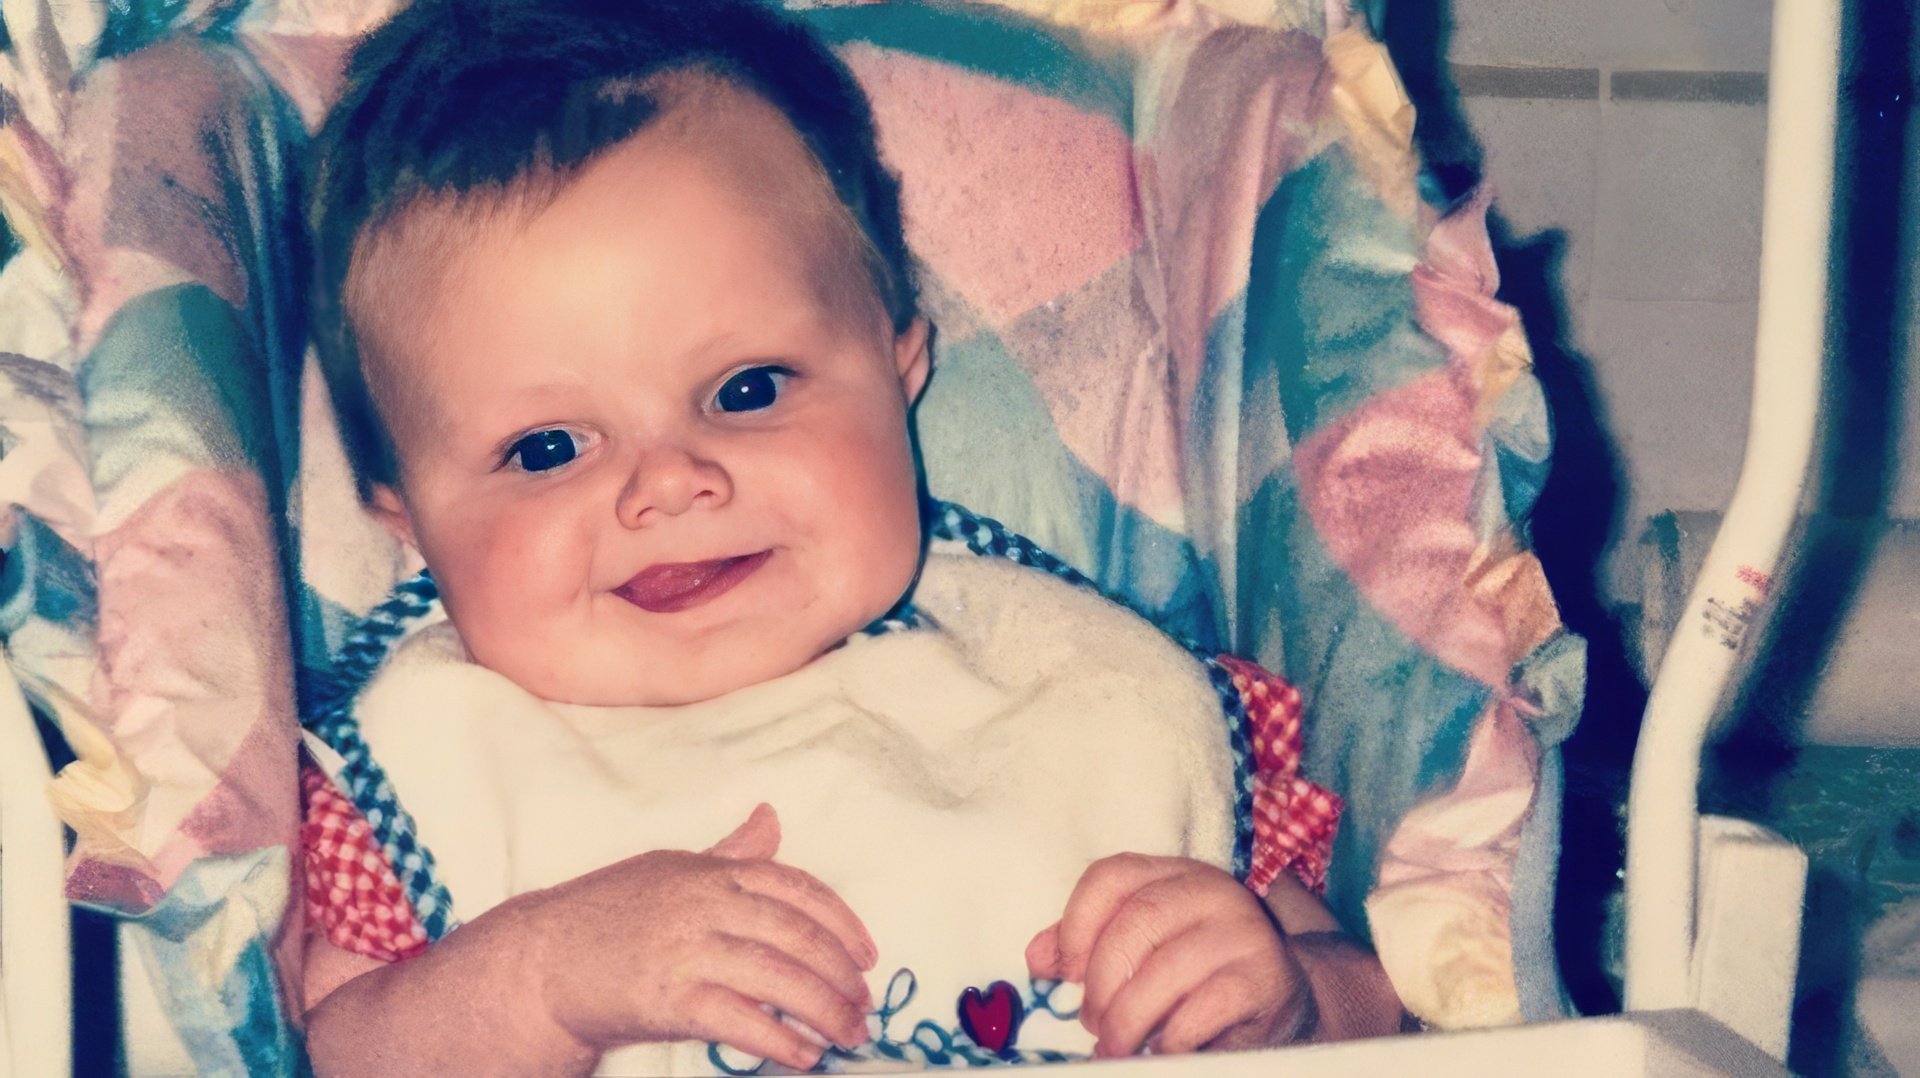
[1257,870,1407,1042]
[303,806,877,1076]
[1026,854,1402,1058]
[305,893,599,1075]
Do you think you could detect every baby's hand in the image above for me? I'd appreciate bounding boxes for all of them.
[1026,854,1314,1058]
[516,804,877,1072]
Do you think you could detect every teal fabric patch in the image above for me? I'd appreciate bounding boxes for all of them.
[1491,442,1548,544]
[798,3,1135,129]
[95,0,247,60]
[0,514,97,635]
[125,848,301,1078]
[1515,630,1586,749]
[226,940,307,1078]
[915,325,1219,647]
[1246,146,1443,435]
[211,41,312,502]
[1240,470,1486,936]
[1489,373,1553,533]
[1185,291,1293,642]
[79,284,269,479]
[1708,746,1920,924]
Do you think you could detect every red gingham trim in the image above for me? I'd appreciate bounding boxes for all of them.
[301,758,429,963]
[1214,655,1342,896]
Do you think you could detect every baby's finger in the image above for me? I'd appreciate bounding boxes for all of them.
[712,934,873,1050]
[1025,921,1064,979]
[1079,874,1212,1031]
[684,983,826,1074]
[729,891,873,1009]
[1091,922,1226,1058]
[736,860,878,969]
[1055,854,1191,983]
[706,803,782,861]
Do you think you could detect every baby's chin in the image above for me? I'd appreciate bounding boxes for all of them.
[470,620,861,708]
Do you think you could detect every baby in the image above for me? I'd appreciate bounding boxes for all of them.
[300,0,1401,1074]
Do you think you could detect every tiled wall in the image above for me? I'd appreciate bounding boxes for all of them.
[1441,0,1919,600]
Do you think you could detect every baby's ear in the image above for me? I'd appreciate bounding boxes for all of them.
[894,316,932,404]
[366,484,419,549]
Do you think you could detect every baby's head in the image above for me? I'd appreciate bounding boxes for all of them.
[312,0,930,707]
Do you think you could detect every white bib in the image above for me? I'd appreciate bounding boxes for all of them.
[356,547,1237,1074]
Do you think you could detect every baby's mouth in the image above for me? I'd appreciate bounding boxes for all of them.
[614,551,772,614]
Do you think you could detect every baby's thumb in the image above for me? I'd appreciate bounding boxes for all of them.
[1026,921,1066,980]
[706,803,781,860]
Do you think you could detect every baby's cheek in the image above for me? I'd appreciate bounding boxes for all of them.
[436,511,596,697]
[807,428,918,551]
[839,495,924,625]
[439,501,591,612]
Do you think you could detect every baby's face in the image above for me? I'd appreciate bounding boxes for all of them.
[367,85,929,706]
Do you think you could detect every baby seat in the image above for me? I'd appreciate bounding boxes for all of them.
[0,0,1825,1072]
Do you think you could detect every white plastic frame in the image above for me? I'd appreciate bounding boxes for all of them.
[0,652,71,1077]
[1623,0,1840,1022]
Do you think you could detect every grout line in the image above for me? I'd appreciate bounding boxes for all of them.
[1451,63,1601,100]
[1448,63,1770,104]
[1611,70,1769,105]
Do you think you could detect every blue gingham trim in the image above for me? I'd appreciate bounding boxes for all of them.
[302,572,461,940]
[302,501,1257,937]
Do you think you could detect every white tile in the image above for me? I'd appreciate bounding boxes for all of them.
[1901,107,1920,520]
[1444,0,1603,68]
[1584,298,1756,532]
[1601,0,1773,73]
[1592,100,1766,302]
[1895,330,1920,520]
[1463,96,1600,294]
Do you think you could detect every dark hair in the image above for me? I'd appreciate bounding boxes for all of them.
[309,0,917,493]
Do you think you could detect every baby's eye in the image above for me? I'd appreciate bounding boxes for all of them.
[713,366,791,414]
[507,429,579,472]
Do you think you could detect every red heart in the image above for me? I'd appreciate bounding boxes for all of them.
[957,981,1024,1053]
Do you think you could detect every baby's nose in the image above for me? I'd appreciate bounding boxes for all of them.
[615,445,732,526]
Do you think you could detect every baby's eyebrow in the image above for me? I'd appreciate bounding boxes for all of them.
[473,379,596,412]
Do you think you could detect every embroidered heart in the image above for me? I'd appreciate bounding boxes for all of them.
[957,981,1024,1053]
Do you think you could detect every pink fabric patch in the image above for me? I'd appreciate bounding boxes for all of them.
[67,41,255,351]
[1410,190,1523,400]
[1138,26,1328,425]
[1293,185,1561,686]
[237,31,358,130]
[83,468,297,890]
[850,47,1141,324]
[1292,367,1513,686]
[179,707,302,858]
[65,857,170,912]
[1412,263,1514,377]
[1374,694,1540,898]
[1362,696,1538,1028]
[997,265,1187,524]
